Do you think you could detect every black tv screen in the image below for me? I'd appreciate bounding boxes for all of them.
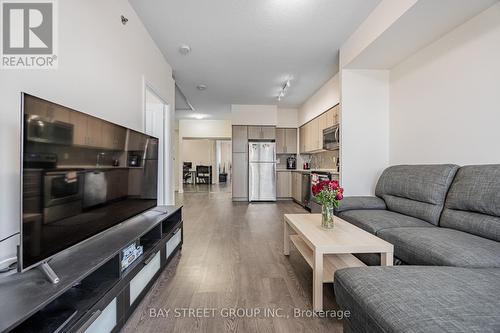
[21,93,158,270]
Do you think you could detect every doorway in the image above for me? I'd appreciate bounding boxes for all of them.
[181,138,232,193]
[144,85,173,205]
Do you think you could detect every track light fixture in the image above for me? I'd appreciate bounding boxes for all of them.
[277,79,291,101]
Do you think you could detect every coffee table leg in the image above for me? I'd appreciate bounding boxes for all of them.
[283,219,290,256]
[313,249,323,311]
[381,252,393,266]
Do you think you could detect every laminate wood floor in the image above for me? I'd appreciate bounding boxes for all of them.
[122,191,343,333]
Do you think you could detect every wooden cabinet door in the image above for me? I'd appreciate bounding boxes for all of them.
[87,116,103,147]
[299,126,306,153]
[326,108,334,128]
[317,113,327,150]
[127,130,147,151]
[24,95,49,118]
[285,128,297,154]
[247,126,262,140]
[69,112,88,146]
[310,118,320,151]
[261,126,276,140]
[277,171,291,198]
[47,105,70,123]
[292,172,302,202]
[102,122,116,150]
[276,128,286,154]
[232,126,248,153]
[114,126,127,150]
[232,152,248,199]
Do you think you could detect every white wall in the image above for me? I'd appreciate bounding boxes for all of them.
[341,69,390,195]
[298,74,340,126]
[390,3,500,165]
[231,105,277,125]
[179,119,232,138]
[340,0,417,67]
[277,108,298,127]
[0,0,175,265]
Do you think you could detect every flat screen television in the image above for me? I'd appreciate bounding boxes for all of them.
[20,93,158,271]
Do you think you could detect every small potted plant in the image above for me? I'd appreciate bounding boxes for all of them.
[312,180,344,230]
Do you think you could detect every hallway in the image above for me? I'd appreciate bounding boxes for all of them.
[122,191,342,333]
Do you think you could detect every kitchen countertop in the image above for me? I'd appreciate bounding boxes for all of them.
[277,169,339,174]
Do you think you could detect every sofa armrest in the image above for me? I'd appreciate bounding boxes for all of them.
[336,196,386,213]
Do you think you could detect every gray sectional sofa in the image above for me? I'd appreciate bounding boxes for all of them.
[333,164,500,333]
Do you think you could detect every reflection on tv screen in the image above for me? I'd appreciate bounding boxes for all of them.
[22,94,158,270]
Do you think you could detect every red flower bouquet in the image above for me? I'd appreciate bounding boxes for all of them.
[312,180,344,229]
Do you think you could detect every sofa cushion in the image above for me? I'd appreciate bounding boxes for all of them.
[441,165,500,242]
[338,210,433,235]
[336,196,387,213]
[334,266,500,333]
[375,164,459,225]
[378,227,500,268]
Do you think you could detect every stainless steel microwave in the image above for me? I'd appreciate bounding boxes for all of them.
[25,115,73,145]
[323,124,340,150]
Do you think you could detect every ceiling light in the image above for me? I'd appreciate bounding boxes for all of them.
[179,44,191,55]
[277,79,291,101]
[197,84,207,91]
[192,113,207,120]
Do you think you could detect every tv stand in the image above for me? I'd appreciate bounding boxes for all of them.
[0,205,183,333]
[39,262,60,284]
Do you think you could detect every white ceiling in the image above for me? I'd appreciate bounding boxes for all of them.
[129,0,380,119]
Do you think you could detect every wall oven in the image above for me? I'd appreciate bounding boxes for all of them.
[43,171,84,223]
[323,124,340,150]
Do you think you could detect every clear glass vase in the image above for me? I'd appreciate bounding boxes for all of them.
[321,204,335,230]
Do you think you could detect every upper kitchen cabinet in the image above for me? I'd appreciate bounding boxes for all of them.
[276,128,286,153]
[326,105,340,128]
[299,126,306,153]
[299,106,341,153]
[285,128,298,154]
[232,125,248,153]
[102,122,127,150]
[127,130,148,151]
[276,128,297,154]
[248,126,276,140]
[24,95,70,123]
[69,112,103,147]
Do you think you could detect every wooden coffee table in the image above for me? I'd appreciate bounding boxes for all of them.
[283,214,394,311]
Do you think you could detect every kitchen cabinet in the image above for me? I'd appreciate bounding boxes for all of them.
[232,126,248,153]
[232,152,248,200]
[276,128,286,153]
[326,105,340,128]
[106,169,129,201]
[299,105,342,153]
[24,95,70,123]
[261,126,276,140]
[87,116,103,147]
[276,128,298,154]
[127,130,148,151]
[285,128,298,154]
[277,171,292,198]
[291,172,303,203]
[69,112,104,148]
[70,111,88,146]
[102,122,127,150]
[299,126,306,153]
[248,126,276,140]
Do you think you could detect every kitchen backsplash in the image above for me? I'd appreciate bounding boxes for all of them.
[310,150,339,170]
[27,142,125,167]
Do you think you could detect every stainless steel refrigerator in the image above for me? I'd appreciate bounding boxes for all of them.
[141,137,159,199]
[248,142,276,201]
